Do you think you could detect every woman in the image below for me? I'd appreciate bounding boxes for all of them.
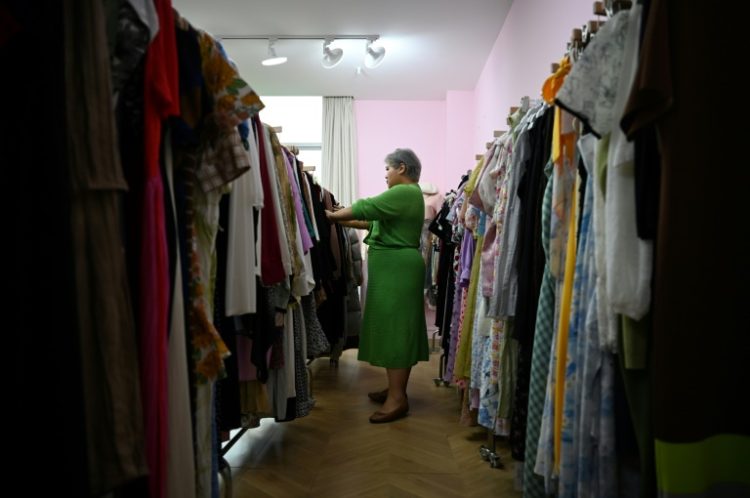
[326,148,429,423]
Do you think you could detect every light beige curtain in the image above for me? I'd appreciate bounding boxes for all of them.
[322,96,358,206]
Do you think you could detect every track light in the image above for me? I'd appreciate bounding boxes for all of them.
[261,38,287,66]
[364,38,386,69]
[217,34,386,68]
[322,38,343,69]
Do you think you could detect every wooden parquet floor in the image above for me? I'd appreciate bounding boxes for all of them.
[223,331,522,498]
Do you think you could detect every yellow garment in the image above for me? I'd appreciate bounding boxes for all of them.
[268,127,303,276]
[541,50,581,474]
[465,157,485,194]
[459,159,485,223]
[542,56,572,104]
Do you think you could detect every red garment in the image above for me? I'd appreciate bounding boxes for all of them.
[140,2,180,498]
[253,116,285,285]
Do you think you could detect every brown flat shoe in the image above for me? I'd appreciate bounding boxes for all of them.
[369,403,409,424]
[367,388,388,404]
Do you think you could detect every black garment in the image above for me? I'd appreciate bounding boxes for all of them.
[308,180,336,289]
[313,188,348,349]
[633,128,660,240]
[5,3,88,495]
[434,238,456,355]
[117,32,146,327]
[293,305,313,418]
[214,195,242,432]
[110,2,149,101]
[628,0,660,242]
[249,283,283,384]
[509,106,553,460]
[302,294,330,358]
[576,155,588,244]
[429,200,453,242]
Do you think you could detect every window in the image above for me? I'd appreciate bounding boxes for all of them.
[258,96,322,178]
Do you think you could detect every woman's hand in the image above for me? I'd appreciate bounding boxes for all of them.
[326,204,345,223]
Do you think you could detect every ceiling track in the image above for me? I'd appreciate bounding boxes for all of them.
[216,34,380,41]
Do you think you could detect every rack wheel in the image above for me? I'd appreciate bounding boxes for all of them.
[433,378,442,386]
[479,445,491,461]
[489,453,503,469]
[219,464,232,498]
[442,380,450,387]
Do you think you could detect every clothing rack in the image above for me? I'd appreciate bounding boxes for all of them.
[445,99,541,470]
[218,425,252,498]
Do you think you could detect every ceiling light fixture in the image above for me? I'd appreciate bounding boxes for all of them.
[261,38,287,66]
[364,38,386,69]
[322,38,344,69]
[217,34,386,69]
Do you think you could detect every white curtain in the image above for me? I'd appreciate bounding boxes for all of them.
[322,96,358,206]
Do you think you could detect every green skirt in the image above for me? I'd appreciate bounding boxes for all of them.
[358,246,429,368]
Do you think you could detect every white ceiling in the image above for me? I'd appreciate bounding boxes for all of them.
[172,0,513,100]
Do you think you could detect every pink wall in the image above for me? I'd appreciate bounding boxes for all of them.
[354,100,446,200]
[473,0,592,152]
[445,91,475,191]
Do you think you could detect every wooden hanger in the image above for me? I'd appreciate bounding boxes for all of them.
[582,19,602,46]
[593,1,606,16]
[551,62,560,73]
[507,107,520,126]
[569,28,583,60]
[271,126,282,133]
[610,0,632,14]
[302,165,316,171]
[571,28,583,44]
[588,20,603,33]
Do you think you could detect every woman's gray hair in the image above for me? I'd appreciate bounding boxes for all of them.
[385,148,422,182]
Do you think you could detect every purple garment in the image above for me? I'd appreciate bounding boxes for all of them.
[444,246,464,382]
[283,150,314,252]
[459,229,475,287]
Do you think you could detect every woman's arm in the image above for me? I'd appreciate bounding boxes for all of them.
[325,207,370,230]
[326,206,354,221]
[338,220,370,230]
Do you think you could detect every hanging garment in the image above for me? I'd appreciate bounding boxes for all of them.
[225,131,260,316]
[163,131,197,498]
[140,2,180,496]
[509,105,554,462]
[524,174,555,498]
[64,0,147,493]
[444,229,470,382]
[555,8,652,322]
[557,135,617,498]
[253,115,286,285]
[292,304,313,418]
[621,1,750,496]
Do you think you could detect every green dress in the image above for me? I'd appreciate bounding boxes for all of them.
[351,183,429,368]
